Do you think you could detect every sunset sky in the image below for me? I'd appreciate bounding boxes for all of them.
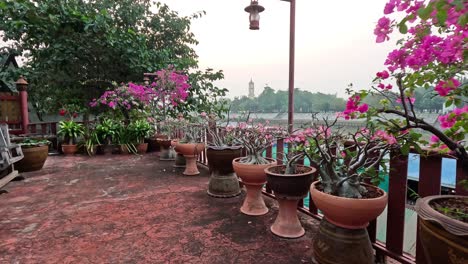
[157,0,396,99]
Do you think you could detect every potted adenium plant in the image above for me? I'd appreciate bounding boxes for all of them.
[58,120,84,155]
[203,113,243,198]
[345,1,467,263]
[174,116,206,176]
[295,120,405,264]
[16,139,50,172]
[230,118,286,216]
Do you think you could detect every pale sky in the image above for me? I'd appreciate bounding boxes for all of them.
[157,0,396,99]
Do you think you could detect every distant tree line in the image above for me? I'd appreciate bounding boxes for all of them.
[227,87,347,113]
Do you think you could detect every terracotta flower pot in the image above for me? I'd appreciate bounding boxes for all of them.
[415,195,467,264]
[15,145,49,172]
[175,142,205,176]
[232,157,276,216]
[136,143,148,154]
[206,146,242,198]
[310,180,388,229]
[62,144,78,155]
[310,181,387,264]
[171,139,186,168]
[265,165,316,238]
[97,144,115,155]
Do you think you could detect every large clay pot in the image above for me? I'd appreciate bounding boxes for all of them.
[147,134,167,152]
[175,142,205,176]
[97,144,114,155]
[62,144,78,155]
[157,138,175,161]
[232,157,276,216]
[265,165,316,238]
[310,181,388,229]
[15,145,49,172]
[310,181,387,264]
[136,143,148,154]
[415,195,467,264]
[206,146,242,198]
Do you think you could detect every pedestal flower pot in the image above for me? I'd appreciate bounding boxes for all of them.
[415,195,467,264]
[175,142,205,176]
[62,144,78,155]
[16,145,49,172]
[157,138,175,161]
[232,157,276,216]
[310,181,388,264]
[265,165,316,238]
[172,140,186,168]
[206,146,242,198]
[147,134,167,152]
[136,143,148,154]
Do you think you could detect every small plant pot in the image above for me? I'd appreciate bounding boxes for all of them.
[415,195,468,264]
[175,142,205,176]
[265,165,316,238]
[62,144,78,155]
[206,146,242,198]
[232,157,276,216]
[136,143,148,154]
[97,144,115,155]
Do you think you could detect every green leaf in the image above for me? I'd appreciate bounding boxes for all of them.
[398,22,408,34]
[418,3,434,20]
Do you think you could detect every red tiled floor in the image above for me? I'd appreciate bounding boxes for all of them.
[0,154,319,263]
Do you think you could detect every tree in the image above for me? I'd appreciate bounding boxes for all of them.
[0,0,203,119]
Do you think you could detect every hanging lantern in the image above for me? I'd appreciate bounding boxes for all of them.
[244,0,265,30]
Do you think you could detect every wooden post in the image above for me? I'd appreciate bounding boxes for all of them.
[16,76,29,134]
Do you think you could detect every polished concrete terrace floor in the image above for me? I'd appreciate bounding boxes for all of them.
[0,154,319,263]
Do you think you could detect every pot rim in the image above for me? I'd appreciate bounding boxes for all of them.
[265,164,316,177]
[310,180,388,201]
[207,145,242,150]
[232,157,276,165]
[61,144,78,147]
[415,195,468,236]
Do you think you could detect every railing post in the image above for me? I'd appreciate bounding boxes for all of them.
[386,151,408,256]
[16,76,29,134]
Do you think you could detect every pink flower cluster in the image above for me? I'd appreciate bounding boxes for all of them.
[373,130,397,145]
[434,78,460,97]
[374,17,393,43]
[151,68,190,108]
[342,95,369,120]
[438,106,468,129]
[90,83,155,110]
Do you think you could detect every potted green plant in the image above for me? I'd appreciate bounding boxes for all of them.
[128,119,152,154]
[16,139,50,172]
[95,118,120,155]
[156,119,177,161]
[230,118,286,216]
[58,120,84,155]
[203,113,244,198]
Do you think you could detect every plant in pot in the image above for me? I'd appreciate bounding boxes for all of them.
[343,1,467,263]
[128,119,152,154]
[203,112,243,198]
[16,139,50,172]
[58,120,84,155]
[117,126,137,155]
[84,127,101,156]
[157,119,178,161]
[175,117,206,176]
[230,118,286,216]
[264,140,317,238]
[95,118,120,155]
[299,121,405,264]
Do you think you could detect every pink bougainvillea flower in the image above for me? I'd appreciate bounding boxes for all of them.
[374,17,393,43]
[385,84,393,90]
[434,78,460,97]
[59,109,66,116]
[376,70,390,79]
[358,104,369,113]
[430,135,440,143]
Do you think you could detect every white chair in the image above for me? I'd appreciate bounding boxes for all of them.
[0,124,24,189]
